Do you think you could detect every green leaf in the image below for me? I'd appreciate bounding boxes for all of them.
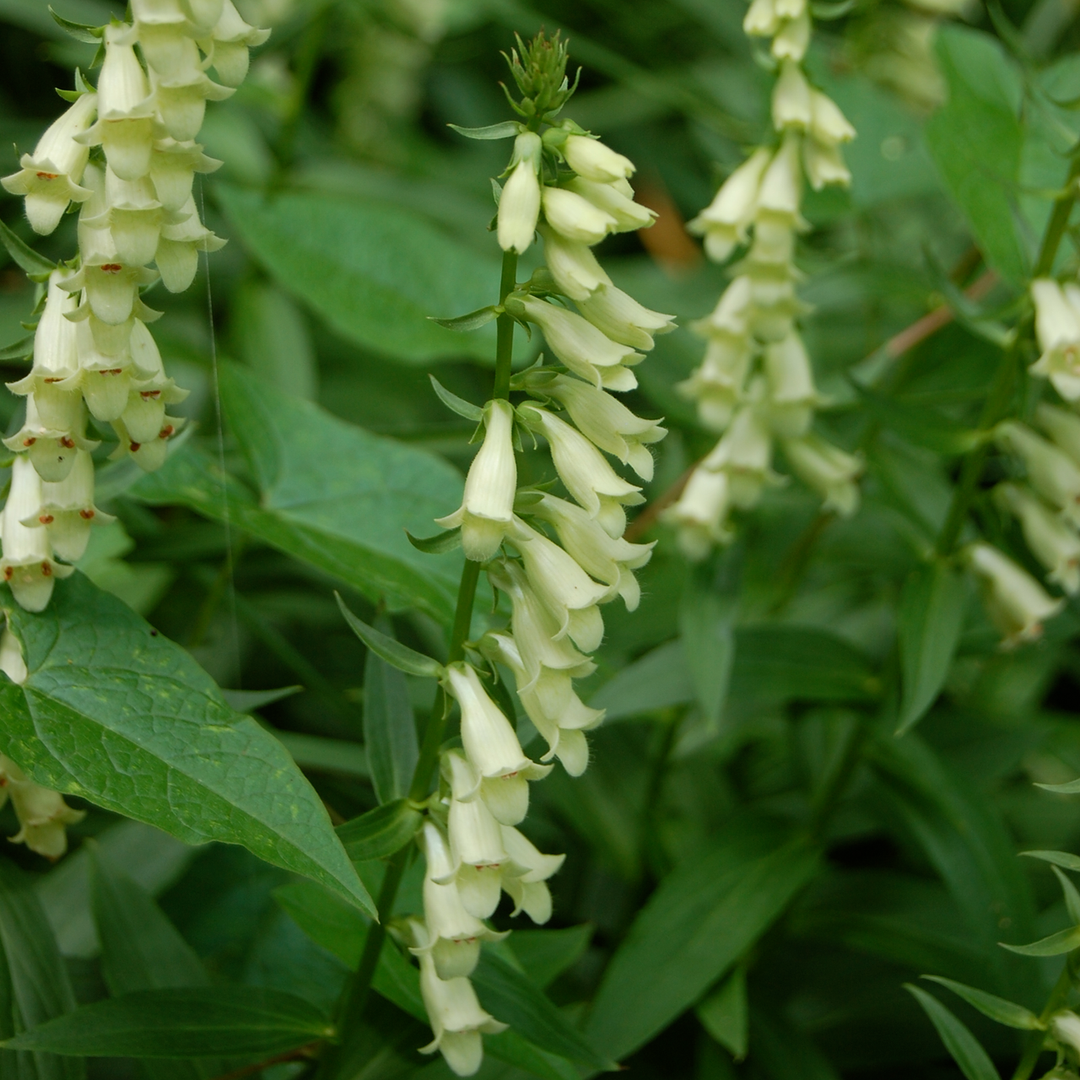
[485,1030,580,1080]
[335,800,423,863]
[1020,850,1080,871]
[472,950,613,1070]
[47,5,103,41]
[429,306,500,333]
[923,26,1029,284]
[509,925,593,989]
[447,121,522,140]
[0,334,34,361]
[999,925,1080,956]
[217,185,499,364]
[406,527,463,555]
[232,279,318,402]
[696,967,747,1060]
[585,836,821,1061]
[896,561,966,734]
[274,731,370,779]
[429,375,486,422]
[89,847,217,1080]
[0,573,374,918]
[588,639,691,721]
[678,566,737,735]
[129,363,464,621]
[1034,777,1080,794]
[922,976,1042,1031]
[1052,865,1080,924]
[904,985,1001,1080]
[221,686,303,713]
[2,989,334,1058]
[337,595,444,679]
[363,619,420,804]
[0,220,56,277]
[0,861,84,1080]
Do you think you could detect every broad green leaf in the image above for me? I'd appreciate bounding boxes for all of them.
[509,925,593,989]
[922,977,1042,1031]
[222,686,303,713]
[678,567,737,735]
[904,985,1001,1080]
[485,1030,580,1080]
[217,185,499,363]
[896,561,966,734]
[336,800,423,863]
[0,861,84,1080]
[274,732,370,779]
[89,848,217,1080]
[1021,850,1080,871]
[585,835,821,1061]
[472,950,613,1070]
[923,26,1028,284]
[589,639,691,721]
[999,925,1080,957]
[231,279,318,402]
[869,734,1037,996]
[2,989,334,1058]
[338,597,444,681]
[0,573,374,917]
[129,363,464,621]
[696,967,747,1060]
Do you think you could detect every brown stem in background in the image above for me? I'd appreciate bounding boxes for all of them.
[211,1042,320,1080]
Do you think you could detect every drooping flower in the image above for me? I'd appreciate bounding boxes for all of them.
[497,132,543,255]
[966,541,1063,646]
[994,483,1080,595]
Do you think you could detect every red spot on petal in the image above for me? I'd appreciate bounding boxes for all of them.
[59,437,74,449]
[129,441,141,452]
[22,438,36,447]
[79,509,94,520]
[105,369,123,376]
[43,377,62,384]
[100,264,122,273]
[141,390,161,399]
[36,171,59,180]
[38,515,54,525]
[159,425,174,439]
[3,567,12,581]
[41,562,52,577]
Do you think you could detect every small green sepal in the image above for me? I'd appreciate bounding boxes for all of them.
[49,6,105,41]
[406,528,463,555]
[429,375,485,422]
[429,306,500,333]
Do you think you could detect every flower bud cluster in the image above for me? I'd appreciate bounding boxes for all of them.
[667,4,860,560]
[0,629,84,857]
[964,402,1080,645]
[420,120,668,1075]
[0,2,268,610]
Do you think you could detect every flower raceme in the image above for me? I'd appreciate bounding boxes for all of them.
[0,4,266,614]
[414,40,669,1072]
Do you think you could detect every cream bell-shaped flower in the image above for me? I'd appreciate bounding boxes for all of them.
[26,451,115,564]
[782,433,862,516]
[997,421,1080,526]
[442,748,547,831]
[757,133,803,221]
[132,0,200,78]
[809,89,856,147]
[500,825,565,924]
[541,185,616,245]
[1051,1012,1080,1058]
[446,792,512,920]
[497,131,542,255]
[763,331,822,438]
[442,665,549,825]
[531,492,654,611]
[415,926,507,1077]
[111,413,183,472]
[201,0,271,87]
[1036,402,1080,465]
[0,626,27,684]
[82,167,173,268]
[3,396,98,484]
[704,404,778,510]
[488,561,595,689]
[76,25,157,182]
[149,137,223,212]
[772,9,811,61]
[150,63,235,144]
[994,483,1080,595]
[71,318,138,424]
[1,92,96,235]
[687,148,772,263]
[803,139,851,191]
[519,405,643,537]
[0,752,85,859]
[1030,279,1080,400]
[772,61,812,131]
[562,133,635,183]
[564,176,656,233]
[435,399,517,561]
[7,274,81,432]
[531,372,666,482]
[663,466,733,561]
[414,821,506,980]
[514,296,642,391]
[120,319,191,443]
[966,541,1064,646]
[155,195,227,292]
[0,458,74,612]
[574,283,675,353]
[508,517,608,652]
[539,225,611,301]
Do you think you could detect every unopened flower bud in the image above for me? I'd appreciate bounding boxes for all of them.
[497,132,542,255]
[967,541,1063,646]
[564,177,656,233]
[539,225,611,300]
[563,134,635,183]
[574,283,675,353]
[435,399,517,561]
[782,433,862,516]
[1,92,96,235]
[542,186,616,244]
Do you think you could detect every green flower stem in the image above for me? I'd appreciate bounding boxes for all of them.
[322,251,521,1067]
[1011,961,1073,1080]
[936,159,1080,557]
